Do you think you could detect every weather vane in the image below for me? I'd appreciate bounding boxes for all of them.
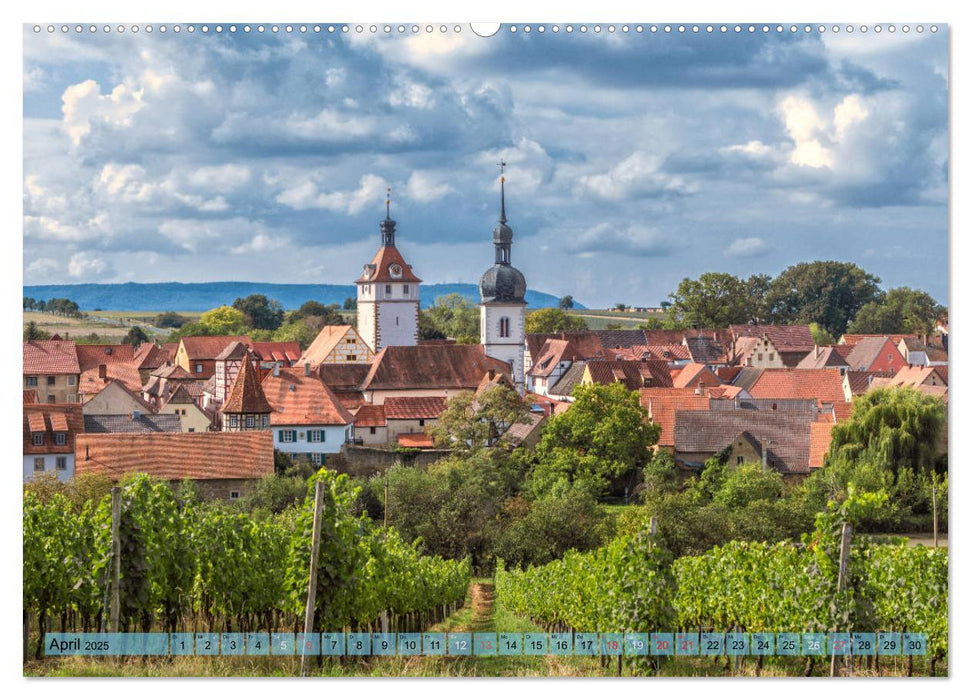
[498,159,506,183]
[386,186,391,218]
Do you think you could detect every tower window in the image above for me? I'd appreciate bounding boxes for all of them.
[403,284,409,295]
[500,317,510,338]
[385,284,392,295]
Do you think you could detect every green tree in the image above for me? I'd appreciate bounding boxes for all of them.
[343,297,357,311]
[272,319,318,350]
[288,300,344,328]
[524,307,588,334]
[153,311,189,329]
[639,318,664,330]
[667,272,756,328]
[847,287,945,336]
[233,294,284,331]
[430,385,532,453]
[418,310,447,340]
[23,321,50,341]
[199,306,248,335]
[122,326,149,347]
[764,261,881,335]
[426,294,479,342]
[746,273,773,322]
[557,295,575,310]
[809,322,836,346]
[529,383,660,498]
[23,296,36,310]
[827,387,946,475]
[494,492,606,568]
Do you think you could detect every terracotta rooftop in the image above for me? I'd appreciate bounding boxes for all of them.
[75,344,137,370]
[684,335,730,365]
[75,431,274,481]
[730,324,815,351]
[845,370,895,396]
[877,365,948,388]
[526,332,604,363]
[596,329,649,349]
[584,359,673,390]
[672,363,721,389]
[808,422,835,469]
[796,345,851,370]
[159,384,198,408]
[23,389,38,404]
[23,403,84,455]
[529,339,581,378]
[841,334,916,346]
[505,412,546,447]
[84,413,183,434]
[150,363,193,380]
[134,342,174,370]
[639,391,711,447]
[708,397,819,414]
[356,244,422,284]
[384,396,448,420]
[745,368,847,403]
[80,362,143,395]
[674,410,816,473]
[318,363,372,392]
[261,366,353,426]
[87,379,156,413]
[179,335,252,361]
[396,432,435,448]
[353,404,387,428]
[475,370,516,396]
[252,341,303,365]
[215,340,250,361]
[627,344,691,362]
[23,339,80,375]
[362,345,511,392]
[221,356,273,414]
[843,336,904,371]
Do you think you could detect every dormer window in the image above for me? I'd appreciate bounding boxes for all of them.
[32,433,44,446]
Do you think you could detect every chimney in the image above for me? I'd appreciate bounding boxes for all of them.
[814,344,820,359]
[304,362,312,377]
[273,363,281,377]
[98,364,107,379]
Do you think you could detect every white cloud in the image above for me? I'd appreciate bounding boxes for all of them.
[276,173,388,214]
[406,171,453,203]
[25,258,60,277]
[61,79,145,146]
[723,140,774,157]
[725,237,771,257]
[23,215,89,242]
[68,252,113,278]
[185,164,252,193]
[230,234,287,254]
[564,223,676,257]
[781,95,833,168]
[578,152,690,200]
[389,77,435,109]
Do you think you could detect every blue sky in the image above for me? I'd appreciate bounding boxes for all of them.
[22,24,948,308]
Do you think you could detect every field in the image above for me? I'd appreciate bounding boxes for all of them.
[567,309,666,330]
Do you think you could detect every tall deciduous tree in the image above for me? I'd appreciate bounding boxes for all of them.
[425,293,480,342]
[199,306,248,335]
[233,294,285,331]
[667,272,756,328]
[558,295,575,310]
[524,307,588,334]
[764,261,881,335]
[847,287,945,336]
[430,385,532,453]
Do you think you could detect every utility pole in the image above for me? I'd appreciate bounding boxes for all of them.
[300,481,325,677]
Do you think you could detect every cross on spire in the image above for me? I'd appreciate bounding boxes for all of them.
[385,186,391,219]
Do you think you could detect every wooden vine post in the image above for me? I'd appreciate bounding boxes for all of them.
[932,476,938,548]
[830,522,852,678]
[300,480,325,678]
[109,486,121,634]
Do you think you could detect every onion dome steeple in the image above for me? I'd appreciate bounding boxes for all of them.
[380,186,396,247]
[480,161,527,304]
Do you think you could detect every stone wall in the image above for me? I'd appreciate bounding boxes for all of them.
[330,445,452,477]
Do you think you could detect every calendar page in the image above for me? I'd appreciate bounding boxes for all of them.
[22,16,949,683]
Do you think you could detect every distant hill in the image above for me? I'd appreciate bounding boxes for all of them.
[22,282,582,312]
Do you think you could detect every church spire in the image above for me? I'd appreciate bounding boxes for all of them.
[499,159,507,224]
[380,186,396,247]
[493,160,512,265]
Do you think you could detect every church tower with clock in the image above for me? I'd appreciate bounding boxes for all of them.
[356,190,421,352]
[479,163,527,392]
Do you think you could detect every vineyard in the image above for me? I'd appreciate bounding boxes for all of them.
[23,470,470,662]
[496,496,948,676]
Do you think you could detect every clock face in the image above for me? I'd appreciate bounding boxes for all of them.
[389,263,403,278]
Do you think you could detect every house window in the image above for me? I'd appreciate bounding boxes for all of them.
[67,376,76,386]
[55,433,66,446]
[56,456,67,471]
[188,428,195,433]
[418,419,425,427]
[34,457,45,472]
[403,284,409,295]
[26,376,38,387]
[229,415,238,428]
[736,456,744,466]
[195,364,203,373]
[311,453,325,466]
[888,353,893,361]
[500,317,510,338]
[246,415,255,428]
[347,355,356,362]
[279,430,296,443]
[32,433,44,446]
[308,430,322,443]
[47,395,55,403]
[757,353,763,361]
[369,427,377,435]
[262,415,269,427]
[768,353,774,361]
[47,376,56,386]
[230,491,240,500]
[385,284,392,295]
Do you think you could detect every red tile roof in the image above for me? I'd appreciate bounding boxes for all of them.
[585,359,673,390]
[730,324,815,351]
[832,401,853,422]
[134,342,173,370]
[75,344,137,370]
[796,345,851,370]
[24,403,84,455]
[252,341,303,364]
[80,362,144,395]
[842,336,905,371]
[23,340,80,374]
[355,245,422,284]
[179,335,252,361]
[640,391,711,447]
[24,389,38,404]
[628,344,690,362]
[221,356,272,414]
[384,396,448,420]
[298,326,367,367]
[746,368,846,403]
[362,345,511,391]
[672,363,721,389]
[75,431,274,481]
[529,339,580,378]
[261,367,353,426]
[318,363,372,392]
[396,432,435,448]
[808,422,835,468]
[526,332,605,363]
[353,404,387,427]
[841,334,917,346]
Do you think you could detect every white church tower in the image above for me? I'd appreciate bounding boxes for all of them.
[479,162,527,392]
[356,190,421,352]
